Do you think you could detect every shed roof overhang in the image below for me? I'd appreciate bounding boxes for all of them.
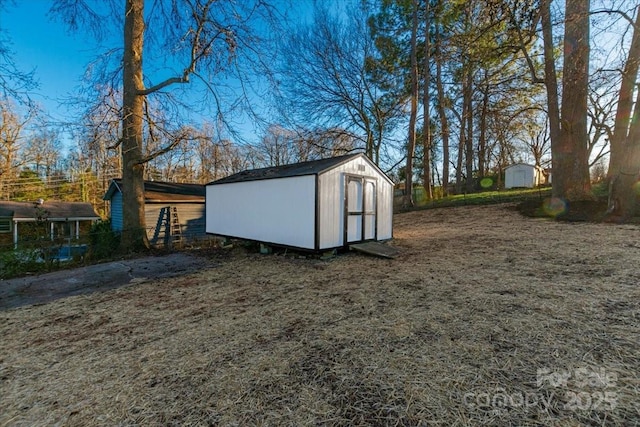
[104,179,205,202]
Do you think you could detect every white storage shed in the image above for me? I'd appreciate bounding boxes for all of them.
[205,153,394,251]
[504,163,543,189]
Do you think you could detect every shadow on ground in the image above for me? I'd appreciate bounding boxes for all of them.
[516,199,610,221]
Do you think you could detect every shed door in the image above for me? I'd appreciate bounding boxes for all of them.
[514,170,526,187]
[345,176,377,244]
[363,180,376,240]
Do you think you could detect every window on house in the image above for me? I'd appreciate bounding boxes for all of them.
[0,218,11,233]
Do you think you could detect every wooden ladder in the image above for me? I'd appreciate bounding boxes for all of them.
[169,206,183,247]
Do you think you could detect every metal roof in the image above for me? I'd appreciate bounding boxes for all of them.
[208,153,363,185]
[104,179,205,202]
[0,201,100,221]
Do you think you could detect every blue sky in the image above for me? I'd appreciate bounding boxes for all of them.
[1,0,317,149]
[2,1,97,121]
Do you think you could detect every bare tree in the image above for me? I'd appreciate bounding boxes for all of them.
[586,82,614,167]
[256,125,297,167]
[277,3,402,165]
[0,101,32,199]
[297,127,357,159]
[523,116,551,169]
[531,0,592,200]
[193,122,246,184]
[22,127,61,179]
[79,88,122,185]
[53,0,281,250]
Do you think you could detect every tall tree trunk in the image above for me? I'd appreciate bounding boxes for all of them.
[541,0,591,201]
[435,18,450,197]
[608,6,640,218]
[610,79,640,217]
[456,97,465,194]
[403,0,419,208]
[557,0,591,200]
[540,0,561,189]
[464,67,474,193]
[478,79,489,178]
[497,143,505,189]
[121,0,149,250]
[608,7,640,178]
[422,0,433,200]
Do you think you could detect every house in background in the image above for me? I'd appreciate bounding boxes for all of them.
[103,179,207,247]
[0,200,100,250]
[504,163,545,189]
[206,153,394,251]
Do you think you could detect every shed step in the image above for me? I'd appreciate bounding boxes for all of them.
[349,241,399,259]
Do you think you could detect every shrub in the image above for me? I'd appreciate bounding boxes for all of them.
[88,220,120,261]
[0,248,44,279]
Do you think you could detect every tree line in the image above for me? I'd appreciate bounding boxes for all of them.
[1,0,639,251]
[1,99,357,210]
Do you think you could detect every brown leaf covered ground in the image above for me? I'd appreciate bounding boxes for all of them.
[1,204,639,426]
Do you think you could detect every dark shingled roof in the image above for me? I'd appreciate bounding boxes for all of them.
[104,179,205,202]
[0,201,100,221]
[208,153,362,185]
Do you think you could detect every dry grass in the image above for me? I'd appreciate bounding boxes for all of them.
[1,204,639,426]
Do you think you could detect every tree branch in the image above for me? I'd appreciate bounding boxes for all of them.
[136,138,183,165]
[107,139,122,150]
[510,8,545,84]
[137,1,220,96]
[137,76,188,96]
[591,9,640,31]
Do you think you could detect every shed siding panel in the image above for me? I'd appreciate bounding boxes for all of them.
[144,204,165,243]
[176,204,206,241]
[146,203,206,245]
[377,179,394,240]
[317,169,345,249]
[505,164,535,189]
[111,192,123,231]
[206,176,316,249]
[318,156,393,249]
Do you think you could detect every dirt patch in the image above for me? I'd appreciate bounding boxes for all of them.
[1,204,639,426]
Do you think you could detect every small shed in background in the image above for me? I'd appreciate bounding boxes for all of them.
[504,163,544,189]
[0,201,99,249]
[205,153,394,251]
[104,179,207,247]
